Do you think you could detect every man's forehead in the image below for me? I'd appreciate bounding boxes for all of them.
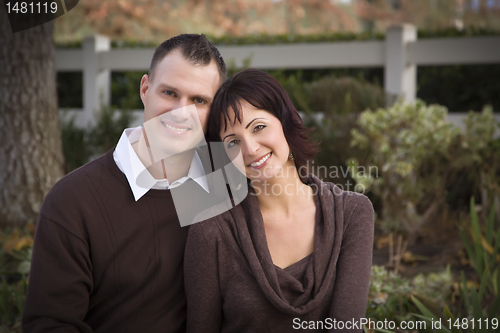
[154,53,220,88]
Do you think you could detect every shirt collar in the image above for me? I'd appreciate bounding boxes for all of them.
[113,127,209,201]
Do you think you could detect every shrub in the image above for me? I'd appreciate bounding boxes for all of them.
[0,227,33,331]
[367,265,453,326]
[306,76,386,186]
[349,100,462,244]
[410,200,500,333]
[60,106,135,173]
[459,107,500,219]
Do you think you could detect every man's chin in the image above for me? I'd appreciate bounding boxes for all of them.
[149,144,199,163]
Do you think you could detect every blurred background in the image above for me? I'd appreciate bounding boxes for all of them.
[1,0,500,331]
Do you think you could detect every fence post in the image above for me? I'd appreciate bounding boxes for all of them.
[82,35,111,125]
[384,24,416,105]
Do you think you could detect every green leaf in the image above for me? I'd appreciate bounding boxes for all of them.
[459,226,477,270]
[470,287,483,319]
[486,206,495,244]
[412,313,451,333]
[470,197,485,273]
[488,294,500,318]
[411,295,437,318]
[460,272,471,313]
[443,307,462,333]
[478,266,490,301]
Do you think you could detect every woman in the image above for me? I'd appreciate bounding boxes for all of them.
[184,69,374,332]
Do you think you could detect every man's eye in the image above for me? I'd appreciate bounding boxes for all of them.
[163,90,175,96]
[194,98,206,104]
[253,124,265,132]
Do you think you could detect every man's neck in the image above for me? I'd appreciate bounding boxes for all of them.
[132,136,195,183]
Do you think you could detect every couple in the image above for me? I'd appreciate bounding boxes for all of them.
[23,34,374,332]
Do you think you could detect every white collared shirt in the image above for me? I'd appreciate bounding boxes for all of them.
[113,127,209,201]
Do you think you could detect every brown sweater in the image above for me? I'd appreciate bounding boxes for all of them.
[184,175,374,333]
[23,149,189,333]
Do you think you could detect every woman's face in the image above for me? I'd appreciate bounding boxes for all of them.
[220,99,293,182]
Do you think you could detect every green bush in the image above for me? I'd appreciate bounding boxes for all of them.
[61,106,135,173]
[367,265,453,327]
[111,71,145,110]
[309,75,385,116]
[305,76,386,188]
[0,227,33,331]
[459,108,500,218]
[348,102,499,243]
[410,200,500,333]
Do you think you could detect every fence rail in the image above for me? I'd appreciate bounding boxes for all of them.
[55,24,500,128]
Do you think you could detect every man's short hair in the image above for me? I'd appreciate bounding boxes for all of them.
[149,34,227,82]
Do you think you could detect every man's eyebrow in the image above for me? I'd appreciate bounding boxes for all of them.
[222,134,235,142]
[157,83,212,102]
[245,118,265,129]
[158,83,178,92]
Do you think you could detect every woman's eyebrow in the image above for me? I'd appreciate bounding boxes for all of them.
[245,118,265,129]
[222,134,235,141]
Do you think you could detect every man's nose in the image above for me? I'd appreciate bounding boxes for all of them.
[170,101,191,122]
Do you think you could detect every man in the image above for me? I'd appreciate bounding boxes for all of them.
[23,34,226,332]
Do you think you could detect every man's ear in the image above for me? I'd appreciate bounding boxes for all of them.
[140,74,150,106]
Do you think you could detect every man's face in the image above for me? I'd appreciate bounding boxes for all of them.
[139,49,221,160]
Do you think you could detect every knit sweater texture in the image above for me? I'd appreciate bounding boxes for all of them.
[184,174,374,333]
[23,149,189,332]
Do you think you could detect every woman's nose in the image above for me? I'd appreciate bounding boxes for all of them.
[242,138,260,158]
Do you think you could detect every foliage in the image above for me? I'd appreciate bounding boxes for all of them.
[60,106,135,173]
[54,27,500,49]
[0,277,26,332]
[0,227,34,277]
[111,71,145,110]
[367,265,453,327]
[306,76,386,190]
[349,100,462,243]
[459,199,500,313]
[309,75,385,116]
[268,69,312,113]
[60,114,92,173]
[0,227,33,331]
[459,108,500,217]
[88,106,135,157]
[348,102,499,243]
[410,201,500,333]
[418,65,500,112]
[57,72,83,108]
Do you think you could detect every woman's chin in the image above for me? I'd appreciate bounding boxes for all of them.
[247,165,283,183]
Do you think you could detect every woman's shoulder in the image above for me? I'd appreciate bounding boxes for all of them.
[310,174,374,229]
[188,207,237,240]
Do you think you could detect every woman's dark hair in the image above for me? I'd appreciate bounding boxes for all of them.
[206,68,319,180]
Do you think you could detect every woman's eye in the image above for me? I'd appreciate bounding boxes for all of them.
[226,140,238,148]
[253,124,265,132]
[194,98,206,104]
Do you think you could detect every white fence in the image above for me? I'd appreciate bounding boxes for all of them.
[56,24,500,128]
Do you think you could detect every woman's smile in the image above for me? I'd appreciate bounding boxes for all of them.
[248,151,272,169]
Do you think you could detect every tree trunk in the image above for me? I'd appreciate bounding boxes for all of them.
[0,9,64,227]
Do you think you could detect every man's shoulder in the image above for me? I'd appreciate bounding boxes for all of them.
[41,149,123,216]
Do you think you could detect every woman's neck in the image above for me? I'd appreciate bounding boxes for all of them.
[252,163,313,216]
